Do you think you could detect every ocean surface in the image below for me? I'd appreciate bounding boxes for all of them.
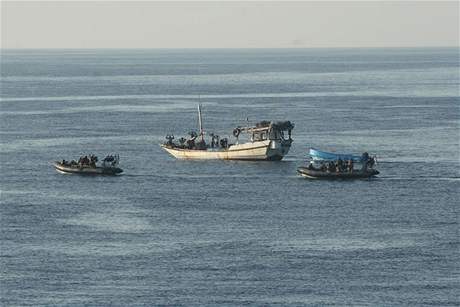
[1,48,459,306]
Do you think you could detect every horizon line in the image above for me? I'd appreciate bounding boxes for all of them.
[1,46,459,51]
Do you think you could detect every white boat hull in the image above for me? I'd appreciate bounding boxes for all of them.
[160,139,291,161]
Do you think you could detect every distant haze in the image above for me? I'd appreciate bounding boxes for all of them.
[1,1,459,49]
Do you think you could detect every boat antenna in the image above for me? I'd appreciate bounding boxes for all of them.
[198,103,204,142]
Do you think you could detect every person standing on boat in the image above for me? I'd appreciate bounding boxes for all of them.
[368,156,376,168]
[361,152,370,171]
[347,159,354,173]
[337,159,344,172]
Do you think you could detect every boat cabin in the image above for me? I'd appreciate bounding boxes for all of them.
[240,121,294,142]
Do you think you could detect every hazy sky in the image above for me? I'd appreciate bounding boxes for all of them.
[1,1,459,49]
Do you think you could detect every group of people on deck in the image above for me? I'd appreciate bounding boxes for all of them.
[78,155,98,167]
[60,154,119,168]
[307,152,376,173]
[165,132,230,150]
[308,158,354,173]
[61,155,98,168]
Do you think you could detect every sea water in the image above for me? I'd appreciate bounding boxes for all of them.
[1,48,459,305]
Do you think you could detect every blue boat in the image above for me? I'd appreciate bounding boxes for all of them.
[309,148,364,162]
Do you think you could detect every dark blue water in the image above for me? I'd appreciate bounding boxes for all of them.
[1,48,459,306]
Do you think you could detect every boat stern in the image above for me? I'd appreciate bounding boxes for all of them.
[266,139,292,160]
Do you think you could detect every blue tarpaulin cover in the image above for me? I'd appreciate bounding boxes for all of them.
[309,148,364,162]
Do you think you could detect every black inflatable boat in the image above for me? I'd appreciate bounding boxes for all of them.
[54,162,123,175]
[297,167,379,179]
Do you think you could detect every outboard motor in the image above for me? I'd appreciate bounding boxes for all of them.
[102,154,119,168]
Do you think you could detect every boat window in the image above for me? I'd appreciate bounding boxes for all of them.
[269,129,281,140]
[253,132,266,141]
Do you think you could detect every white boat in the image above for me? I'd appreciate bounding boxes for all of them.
[160,105,294,161]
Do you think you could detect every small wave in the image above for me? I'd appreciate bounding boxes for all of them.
[0,134,154,153]
[0,92,355,103]
[2,89,459,104]
[163,174,294,179]
[2,66,457,83]
[61,211,152,234]
[120,174,160,178]
[379,176,460,182]
[26,240,179,257]
[271,236,420,252]
[0,101,197,115]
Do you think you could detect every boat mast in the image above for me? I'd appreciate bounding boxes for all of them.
[197,103,204,142]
